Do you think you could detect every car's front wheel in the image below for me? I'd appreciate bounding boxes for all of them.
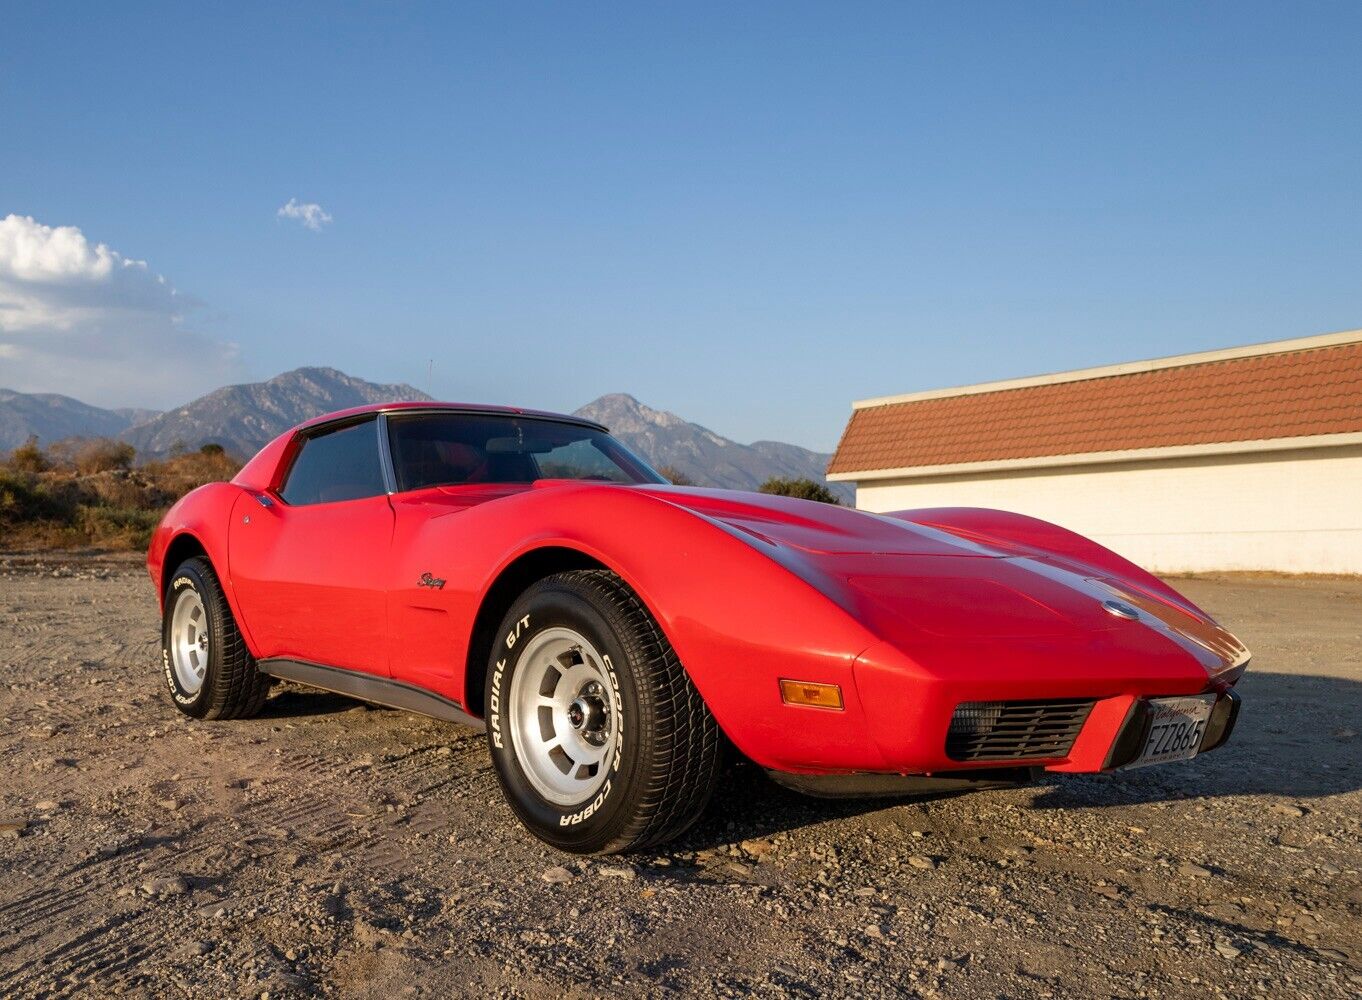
[161,556,271,720]
[485,570,721,853]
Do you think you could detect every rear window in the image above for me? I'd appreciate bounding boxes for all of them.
[280,419,386,505]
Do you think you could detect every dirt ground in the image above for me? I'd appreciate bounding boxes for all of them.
[0,553,1359,999]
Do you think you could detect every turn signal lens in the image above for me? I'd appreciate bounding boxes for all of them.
[779,679,844,711]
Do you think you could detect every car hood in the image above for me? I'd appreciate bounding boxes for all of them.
[639,486,1247,676]
[637,485,1003,558]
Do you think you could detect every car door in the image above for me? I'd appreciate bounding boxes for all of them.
[228,416,394,676]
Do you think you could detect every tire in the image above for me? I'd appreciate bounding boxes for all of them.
[485,570,722,854]
[161,556,271,720]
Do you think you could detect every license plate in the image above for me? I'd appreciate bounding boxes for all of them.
[1128,695,1216,768]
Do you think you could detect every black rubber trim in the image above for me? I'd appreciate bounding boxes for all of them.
[766,767,1040,799]
[1198,688,1241,754]
[1103,699,1154,770]
[258,658,485,729]
[1104,688,1242,769]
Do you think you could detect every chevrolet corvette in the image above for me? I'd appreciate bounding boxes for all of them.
[147,402,1248,853]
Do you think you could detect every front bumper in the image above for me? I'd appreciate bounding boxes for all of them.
[842,638,1246,776]
[763,686,1243,788]
[1102,688,1242,770]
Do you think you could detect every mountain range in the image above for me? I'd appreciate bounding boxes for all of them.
[573,394,849,500]
[0,368,846,499]
[0,388,153,451]
[120,368,434,458]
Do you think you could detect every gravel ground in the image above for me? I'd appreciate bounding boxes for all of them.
[0,553,1359,999]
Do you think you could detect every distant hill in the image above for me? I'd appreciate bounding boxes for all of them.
[574,393,850,502]
[112,407,163,427]
[3,376,844,499]
[0,388,151,452]
[121,367,433,458]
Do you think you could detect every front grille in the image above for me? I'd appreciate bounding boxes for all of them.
[946,699,1094,762]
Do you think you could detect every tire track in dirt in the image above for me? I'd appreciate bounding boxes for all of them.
[0,839,165,996]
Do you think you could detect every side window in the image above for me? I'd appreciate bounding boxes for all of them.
[279,420,385,505]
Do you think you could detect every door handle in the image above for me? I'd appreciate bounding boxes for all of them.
[255,494,274,508]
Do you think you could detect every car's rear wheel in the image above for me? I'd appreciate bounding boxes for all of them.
[485,569,721,854]
[161,557,271,720]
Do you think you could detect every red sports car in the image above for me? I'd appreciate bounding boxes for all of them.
[148,402,1248,853]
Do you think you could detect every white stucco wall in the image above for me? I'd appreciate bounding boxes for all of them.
[853,444,1362,574]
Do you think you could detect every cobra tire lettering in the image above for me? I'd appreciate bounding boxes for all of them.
[560,779,612,826]
[601,653,624,773]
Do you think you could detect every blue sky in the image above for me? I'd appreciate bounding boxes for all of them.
[2,2,1359,450]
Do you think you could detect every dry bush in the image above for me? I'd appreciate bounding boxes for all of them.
[73,439,137,475]
[0,440,239,551]
[86,470,166,510]
[75,504,163,548]
[757,476,841,505]
[657,465,695,486]
[143,445,242,495]
[6,437,50,474]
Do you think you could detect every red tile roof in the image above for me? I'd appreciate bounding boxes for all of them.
[828,338,1362,476]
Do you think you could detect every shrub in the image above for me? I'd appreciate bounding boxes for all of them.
[657,465,695,486]
[76,504,162,548]
[0,439,238,552]
[0,469,74,526]
[757,476,841,505]
[6,436,50,474]
[143,448,242,494]
[88,472,163,510]
[74,439,136,475]
[0,470,45,523]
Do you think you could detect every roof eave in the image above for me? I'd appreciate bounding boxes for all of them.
[828,431,1362,482]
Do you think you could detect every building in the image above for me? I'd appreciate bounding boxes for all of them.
[827,329,1362,574]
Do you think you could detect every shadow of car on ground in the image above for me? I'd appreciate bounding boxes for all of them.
[261,667,1359,853]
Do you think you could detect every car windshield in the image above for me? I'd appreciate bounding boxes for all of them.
[385,412,667,491]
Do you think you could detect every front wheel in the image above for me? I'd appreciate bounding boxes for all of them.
[161,557,271,720]
[485,570,721,854]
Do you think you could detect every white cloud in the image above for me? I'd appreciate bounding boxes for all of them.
[0,214,245,408]
[277,198,333,231]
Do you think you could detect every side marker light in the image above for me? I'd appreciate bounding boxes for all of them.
[779,679,844,711]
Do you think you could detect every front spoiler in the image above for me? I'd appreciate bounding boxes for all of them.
[766,766,1040,799]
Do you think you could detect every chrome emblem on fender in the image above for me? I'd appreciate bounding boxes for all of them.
[418,572,446,590]
[1102,599,1140,620]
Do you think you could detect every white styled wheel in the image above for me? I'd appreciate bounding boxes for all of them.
[508,626,620,806]
[169,587,210,695]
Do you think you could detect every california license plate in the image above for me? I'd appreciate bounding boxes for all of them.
[1129,695,1216,768]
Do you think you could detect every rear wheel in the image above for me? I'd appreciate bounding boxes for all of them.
[161,557,271,719]
[485,570,722,854]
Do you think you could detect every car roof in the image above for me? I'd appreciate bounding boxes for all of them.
[297,401,607,434]
[233,402,611,491]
